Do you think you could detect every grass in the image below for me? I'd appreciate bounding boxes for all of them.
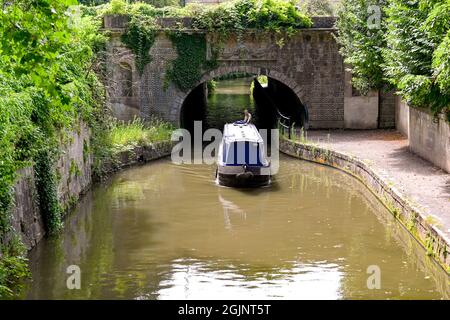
[109,117,174,152]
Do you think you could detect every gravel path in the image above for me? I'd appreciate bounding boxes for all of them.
[304,130,450,239]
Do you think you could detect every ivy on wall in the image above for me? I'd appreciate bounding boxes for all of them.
[121,14,157,75]
[34,149,62,235]
[166,32,218,92]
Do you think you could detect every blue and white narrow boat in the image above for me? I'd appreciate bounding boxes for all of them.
[216,123,271,187]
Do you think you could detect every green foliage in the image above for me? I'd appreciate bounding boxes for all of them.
[102,0,128,15]
[433,33,450,96]
[109,117,174,151]
[337,0,450,118]
[90,114,174,177]
[0,0,108,295]
[34,149,62,235]
[78,0,109,5]
[0,237,30,299]
[192,0,313,33]
[336,0,388,94]
[301,0,336,16]
[207,80,217,94]
[166,32,218,92]
[121,11,157,75]
[383,0,450,118]
[83,0,181,7]
[136,0,181,7]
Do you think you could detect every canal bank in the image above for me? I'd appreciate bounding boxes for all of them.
[280,131,450,273]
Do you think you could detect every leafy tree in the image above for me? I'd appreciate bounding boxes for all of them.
[383,0,450,117]
[192,0,312,32]
[79,0,181,7]
[335,0,388,94]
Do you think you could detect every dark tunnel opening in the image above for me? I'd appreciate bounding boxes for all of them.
[180,74,308,134]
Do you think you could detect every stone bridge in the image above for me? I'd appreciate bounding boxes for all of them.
[104,16,395,129]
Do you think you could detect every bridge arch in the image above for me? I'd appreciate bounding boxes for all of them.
[171,65,309,128]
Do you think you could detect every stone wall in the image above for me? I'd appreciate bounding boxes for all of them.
[379,90,396,128]
[395,96,409,137]
[5,122,94,250]
[409,107,450,173]
[101,140,176,175]
[56,122,93,212]
[9,168,43,250]
[343,70,379,129]
[343,70,396,129]
[395,100,450,173]
[104,21,345,129]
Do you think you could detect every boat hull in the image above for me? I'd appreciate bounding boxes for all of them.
[217,165,271,188]
[218,173,270,188]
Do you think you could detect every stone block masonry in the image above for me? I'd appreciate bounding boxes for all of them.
[104,17,396,130]
[105,22,348,129]
[4,122,94,250]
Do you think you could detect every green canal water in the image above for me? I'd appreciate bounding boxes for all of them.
[24,79,450,299]
[205,78,256,129]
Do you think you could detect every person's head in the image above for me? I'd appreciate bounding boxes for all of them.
[244,109,249,115]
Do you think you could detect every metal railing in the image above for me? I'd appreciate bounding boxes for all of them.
[277,109,292,139]
[252,76,298,139]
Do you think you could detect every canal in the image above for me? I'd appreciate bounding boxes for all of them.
[24,78,450,299]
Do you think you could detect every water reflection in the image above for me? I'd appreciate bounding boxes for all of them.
[157,259,343,300]
[206,78,256,129]
[25,156,450,299]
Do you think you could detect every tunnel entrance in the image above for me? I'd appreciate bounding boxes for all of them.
[180,73,308,134]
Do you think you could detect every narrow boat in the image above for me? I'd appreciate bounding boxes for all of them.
[216,122,271,187]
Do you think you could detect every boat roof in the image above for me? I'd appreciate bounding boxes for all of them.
[223,123,263,143]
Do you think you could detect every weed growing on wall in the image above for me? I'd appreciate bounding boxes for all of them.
[34,149,62,235]
[121,11,157,75]
[166,32,218,92]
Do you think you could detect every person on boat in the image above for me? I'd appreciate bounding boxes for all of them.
[244,109,252,124]
[235,109,252,125]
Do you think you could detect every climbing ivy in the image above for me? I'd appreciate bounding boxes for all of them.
[112,0,312,84]
[121,13,157,75]
[166,32,218,92]
[34,149,62,235]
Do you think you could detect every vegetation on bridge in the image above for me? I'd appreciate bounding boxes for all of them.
[337,0,450,119]
[98,0,313,90]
